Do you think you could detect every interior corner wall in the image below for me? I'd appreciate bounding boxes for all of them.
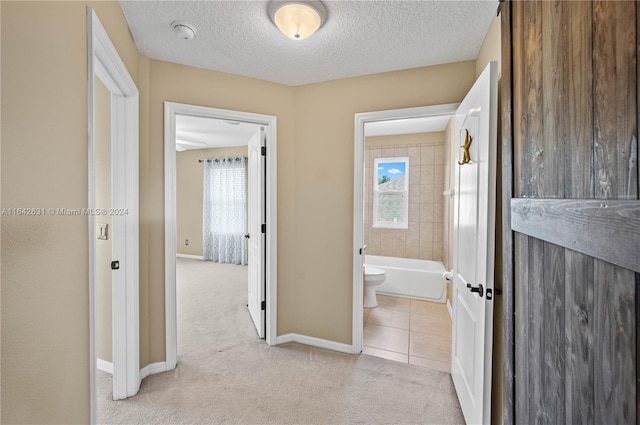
[177,146,249,257]
[1,2,139,423]
[476,14,502,78]
[137,53,152,370]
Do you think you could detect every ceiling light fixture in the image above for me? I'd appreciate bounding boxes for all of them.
[268,1,327,40]
[171,21,196,40]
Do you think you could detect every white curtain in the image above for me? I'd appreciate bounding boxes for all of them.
[203,157,247,265]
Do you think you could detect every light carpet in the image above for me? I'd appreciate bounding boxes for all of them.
[97,258,464,424]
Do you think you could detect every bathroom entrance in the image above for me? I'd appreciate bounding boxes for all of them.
[353,60,498,425]
[355,106,458,370]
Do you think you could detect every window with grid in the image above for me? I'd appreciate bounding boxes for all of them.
[373,157,409,229]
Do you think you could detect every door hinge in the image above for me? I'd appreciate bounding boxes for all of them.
[261,146,266,156]
[261,224,266,234]
[261,300,266,311]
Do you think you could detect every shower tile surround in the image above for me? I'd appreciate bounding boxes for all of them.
[365,133,446,262]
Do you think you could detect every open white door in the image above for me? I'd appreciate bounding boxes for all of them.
[451,61,498,425]
[247,127,266,338]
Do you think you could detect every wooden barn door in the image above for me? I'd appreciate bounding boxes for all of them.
[501,1,640,424]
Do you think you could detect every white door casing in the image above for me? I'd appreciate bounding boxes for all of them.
[247,128,266,337]
[450,61,498,425]
[352,103,460,354]
[87,6,140,421]
[164,102,278,367]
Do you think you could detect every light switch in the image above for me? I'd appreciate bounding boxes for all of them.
[97,223,108,240]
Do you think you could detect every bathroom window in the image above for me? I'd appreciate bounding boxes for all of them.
[373,157,409,229]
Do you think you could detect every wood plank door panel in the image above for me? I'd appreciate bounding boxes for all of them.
[502,1,640,424]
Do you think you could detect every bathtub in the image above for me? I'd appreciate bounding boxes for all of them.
[364,255,447,303]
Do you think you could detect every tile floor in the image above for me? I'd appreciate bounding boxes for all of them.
[363,294,452,372]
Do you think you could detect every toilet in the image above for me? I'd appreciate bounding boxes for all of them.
[364,266,386,308]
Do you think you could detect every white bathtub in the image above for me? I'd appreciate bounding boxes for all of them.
[364,255,447,303]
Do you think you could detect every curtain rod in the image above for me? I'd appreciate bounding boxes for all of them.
[198,156,248,163]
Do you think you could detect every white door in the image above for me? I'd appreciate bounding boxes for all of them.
[247,127,266,338]
[451,61,498,425]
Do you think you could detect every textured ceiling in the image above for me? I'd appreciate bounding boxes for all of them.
[176,112,449,151]
[119,0,498,86]
[176,115,260,150]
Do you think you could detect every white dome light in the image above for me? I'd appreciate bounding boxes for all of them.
[268,1,327,40]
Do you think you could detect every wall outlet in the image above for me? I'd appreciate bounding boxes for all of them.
[185,239,189,246]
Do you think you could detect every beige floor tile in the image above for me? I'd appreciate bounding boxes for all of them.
[367,308,410,330]
[376,295,411,313]
[409,356,451,373]
[410,311,451,337]
[409,331,451,363]
[363,324,409,354]
[363,307,372,323]
[363,346,409,364]
[410,299,448,316]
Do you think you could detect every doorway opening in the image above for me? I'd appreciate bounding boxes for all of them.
[354,62,499,424]
[353,105,457,368]
[164,102,278,370]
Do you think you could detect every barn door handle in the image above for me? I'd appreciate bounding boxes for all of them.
[466,282,484,297]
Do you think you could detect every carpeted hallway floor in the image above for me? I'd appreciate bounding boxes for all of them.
[97,258,464,424]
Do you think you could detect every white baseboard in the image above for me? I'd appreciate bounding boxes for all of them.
[446,299,453,319]
[275,333,356,354]
[96,358,113,375]
[140,361,169,381]
[98,360,169,381]
[176,253,204,260]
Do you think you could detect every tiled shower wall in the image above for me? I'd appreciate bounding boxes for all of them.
[364,133,445,262]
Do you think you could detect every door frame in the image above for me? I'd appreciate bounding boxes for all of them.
[164,102,278,369]
[87,7,140,422]
[352,103,458,353]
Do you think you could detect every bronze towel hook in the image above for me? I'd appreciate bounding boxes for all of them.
[458,129,472,165]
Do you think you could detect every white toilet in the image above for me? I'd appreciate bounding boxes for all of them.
[364,266,386,308]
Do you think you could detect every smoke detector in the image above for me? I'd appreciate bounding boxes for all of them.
[171,22,196,40]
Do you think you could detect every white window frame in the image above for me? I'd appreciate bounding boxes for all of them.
[372,156,409,229]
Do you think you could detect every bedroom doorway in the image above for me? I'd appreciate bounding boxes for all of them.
[164,103,278,370]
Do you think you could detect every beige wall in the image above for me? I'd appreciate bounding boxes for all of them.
[177,146,248,257]
[476,14,502,78]
[144,60,297,362]
[1,2,140,422]
[142,60,475,357]
[1,1,495,421]
[95,76,113,362]
[364,133,446,262]
[293,62,476,343]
